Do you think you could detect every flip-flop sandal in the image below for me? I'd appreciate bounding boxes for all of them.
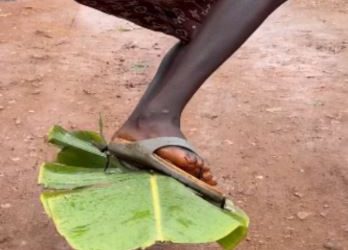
[102,137,229,208]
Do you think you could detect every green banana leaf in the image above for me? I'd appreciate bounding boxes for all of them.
[39,126,249,250]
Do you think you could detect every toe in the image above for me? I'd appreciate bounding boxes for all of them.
[155,146,217,185]
[196,157,204,168]
[206,178,218,186]
[202,171,213,181]
[184,152,198,165]
[156,146,188,167]
[201,169,217,186]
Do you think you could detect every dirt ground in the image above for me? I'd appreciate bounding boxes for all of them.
[0,0,347,249]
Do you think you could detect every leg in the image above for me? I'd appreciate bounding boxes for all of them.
[116,0,288,184]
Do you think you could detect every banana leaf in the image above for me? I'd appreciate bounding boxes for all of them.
[39,126,249,250]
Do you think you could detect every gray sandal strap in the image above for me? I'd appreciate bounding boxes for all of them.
[107,137,197,160]
[135,137,196,154]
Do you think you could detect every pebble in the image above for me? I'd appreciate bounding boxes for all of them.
[323,241,342,250]
[266,107,283,113]
[296,211,312,220]
[34,30,52,38]
[0,105,4,111]
[320,211,328,217]
[83,89,95,95]
[1,203,11,209]
[15,118,21,125]
[24,135,34,142]
[256,175,264,180]
[11,157,21,162]
[30,54,49,60]
[293,192,304,198]
[31,89,41,95]
[224,139,234,145]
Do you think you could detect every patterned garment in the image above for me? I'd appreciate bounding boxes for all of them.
[74,0,218,42]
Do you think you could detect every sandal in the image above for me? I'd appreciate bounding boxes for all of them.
[104,137,227,207]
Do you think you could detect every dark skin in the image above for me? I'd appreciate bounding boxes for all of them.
[114,0,288,185]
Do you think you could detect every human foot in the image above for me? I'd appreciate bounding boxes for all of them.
[113,119,217,186]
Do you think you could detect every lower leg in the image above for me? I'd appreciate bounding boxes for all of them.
[134,0,288,119]
[116,0,288,182]
[116,42,185,141]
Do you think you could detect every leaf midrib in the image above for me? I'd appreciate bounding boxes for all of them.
[150,175,164,241]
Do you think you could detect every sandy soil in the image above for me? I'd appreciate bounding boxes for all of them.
[0,0,347,249]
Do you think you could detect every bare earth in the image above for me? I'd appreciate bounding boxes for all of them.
[0,0,347,249]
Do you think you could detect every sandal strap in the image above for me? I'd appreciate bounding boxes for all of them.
[134,137,197,154]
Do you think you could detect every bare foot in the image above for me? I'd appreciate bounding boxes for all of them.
[113,118,217,186]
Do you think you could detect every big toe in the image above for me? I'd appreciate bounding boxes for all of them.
[155,146,216,186]
[156,147,201,172]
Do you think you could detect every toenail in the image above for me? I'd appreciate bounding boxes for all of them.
[203,172,212,180]
[184,153,197,164]
[197,158,204,167]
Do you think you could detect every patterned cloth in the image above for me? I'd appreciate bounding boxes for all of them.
[74,0,218,42]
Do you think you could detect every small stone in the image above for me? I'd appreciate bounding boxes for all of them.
[1,203,11,209]
[15,118,21,125]
[34,30,52,38]
[30,54,49,60]
[323,204,329,208]
[256,175,264,180]
[24,135,34,142]
[224,139,234,145]
[286,215,295,220]
[28,110,35,113]
[31,89,41,95]
[293,192,304,198]
[258,240,265,245]
[266,107,283,113]
[11,157,21,162]
[83,89,95,95]
[320,211,328,217]
[323,241,342,250]
[0,105,4,110]
[296,211,312,220]
[8,99,16,104]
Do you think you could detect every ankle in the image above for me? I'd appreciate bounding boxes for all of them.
[127,110,181,128]
[114,110,182,141]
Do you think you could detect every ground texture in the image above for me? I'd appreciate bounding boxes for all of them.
[0,0,347,249]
